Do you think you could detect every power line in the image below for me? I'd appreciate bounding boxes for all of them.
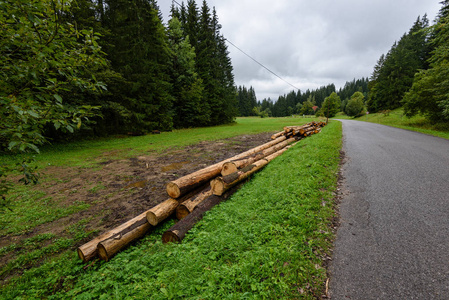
[224,38,300,91]
[170,0,300,91]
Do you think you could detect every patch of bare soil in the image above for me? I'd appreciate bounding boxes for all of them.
[0,132,273,277]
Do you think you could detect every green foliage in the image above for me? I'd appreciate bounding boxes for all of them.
[300,98,315,115]
[168,17,208,128]
[402,9,449,123]
[252,106,271,118]
[0,0,107,206]
[237,86,258,116]
[321,92,341,118]
[345,91,366,117]
[0,121,342,299]
[367,16,430,112]
[337,78,369,102]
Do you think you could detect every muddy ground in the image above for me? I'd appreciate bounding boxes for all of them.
[0,132,273,280]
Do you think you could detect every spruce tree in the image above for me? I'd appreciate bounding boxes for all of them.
[402,2,449,122]
[101,0,173,132]
[367,16,429,112]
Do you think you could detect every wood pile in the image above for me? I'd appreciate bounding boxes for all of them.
[77,121,325,262]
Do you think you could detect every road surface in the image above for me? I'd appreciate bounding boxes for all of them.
[330,120,449,299]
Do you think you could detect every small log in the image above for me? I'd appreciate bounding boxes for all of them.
[162,188,236,243]
[96,212,151,261]
[146,198,178,226]
[77,211,150,263]
[176,187,212,220]
[146,185,209,225]
[211,146,290,196]
[166,135,288,198]
[270,130,285,140]
[221,137,296,176]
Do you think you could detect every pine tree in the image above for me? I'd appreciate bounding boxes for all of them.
[402,2,449,123]
[167,17,208,128]
[367,16,430,112]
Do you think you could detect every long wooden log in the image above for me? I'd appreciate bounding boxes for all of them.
[176,187,212,220]
[162,188,236,243]
[166,135,288,198]
[96,212,151,261]
[211,146,291,196]
[221,137,296,176]
[146,185,209,226]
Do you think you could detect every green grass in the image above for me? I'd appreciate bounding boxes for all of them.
[0,120,342,299]
[0,184,90,237]
[335,109,449,140]
[1,116,323,169]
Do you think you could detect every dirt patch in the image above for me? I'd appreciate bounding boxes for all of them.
[0,132,273,278]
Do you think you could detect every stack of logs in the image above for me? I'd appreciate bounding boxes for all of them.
[77,121,326,262]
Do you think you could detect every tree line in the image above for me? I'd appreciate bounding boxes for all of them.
[237,78,368,118]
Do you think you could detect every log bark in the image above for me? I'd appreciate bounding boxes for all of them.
[211,146,290,196]
[162,188,236,243]
[147,185,210,225]
[221,137,296,176]
[166,135,287,198]
[176,187,212,220]
[96,212,151,261]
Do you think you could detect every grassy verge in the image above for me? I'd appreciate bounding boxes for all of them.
[334,109,449,140]
[0,120,342,299]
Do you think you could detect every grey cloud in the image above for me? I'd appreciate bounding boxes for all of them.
[159,0,441,100]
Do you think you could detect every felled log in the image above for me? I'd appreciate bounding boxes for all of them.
[77,211,149,262]
[96,212,151,262]
[271,131,285,140]
[211,146,291,196]
[162,188,236,243]
[146,185,209,226]
[221,137,296,176]
[166,135,288,198]
[176,187,212,220]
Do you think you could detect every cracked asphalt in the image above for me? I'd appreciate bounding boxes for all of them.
[330,120,449,299]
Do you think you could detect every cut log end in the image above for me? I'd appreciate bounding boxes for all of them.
[146,211,158,226]
[166,182,181,198]
[176,205,190,220]
[210,178,225,196]
[162,230,181,243]
[97,244,109,262]
[221,162,238,176]
[77,248,88,263]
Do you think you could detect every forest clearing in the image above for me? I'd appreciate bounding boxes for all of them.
[0,117,342,298]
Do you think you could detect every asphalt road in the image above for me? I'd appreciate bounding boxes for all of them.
[330,120,449,299]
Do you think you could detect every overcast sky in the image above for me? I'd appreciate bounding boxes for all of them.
[158,0,442,100]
